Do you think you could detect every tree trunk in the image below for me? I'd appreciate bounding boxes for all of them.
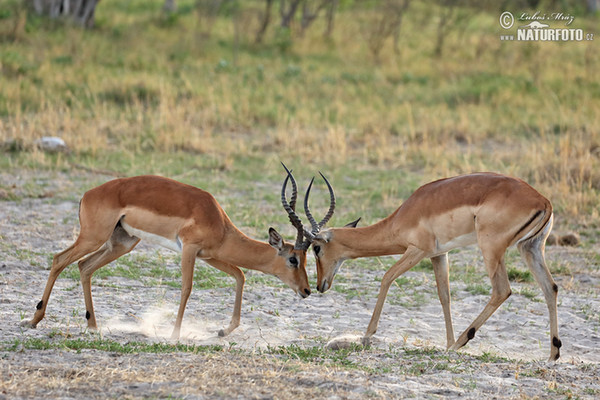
[323,0,337,38]
[163,0,177,13]
[279,0,301,28]
[255,0,274,43]
[300,0,330,36]
[27,0,101,28]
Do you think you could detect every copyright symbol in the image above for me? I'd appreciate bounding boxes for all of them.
[500,11,514,29]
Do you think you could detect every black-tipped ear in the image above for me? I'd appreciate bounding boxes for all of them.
[268,227,284,251]
[344,217,361,228]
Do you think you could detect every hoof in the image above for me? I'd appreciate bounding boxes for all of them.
[218,329,226,337]
[361,336,373,347]
[326,334,363,350]
[20,320,37,329]
[85,326,100,335]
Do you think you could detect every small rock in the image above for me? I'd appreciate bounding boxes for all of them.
[35,137,69,153]
[558,232,580,247]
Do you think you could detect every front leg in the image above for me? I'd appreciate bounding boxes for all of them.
[431,253,455,348]
[171,244,200,340]
[363,246,427,345]
[204,259,245,337]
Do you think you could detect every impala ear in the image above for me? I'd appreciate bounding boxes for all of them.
[344,217,361,228]
[268,227,284,251]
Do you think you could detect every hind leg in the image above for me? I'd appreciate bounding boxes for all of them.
[78,224,140,331]
[22,205,121,329]
[518,217,560,361]
[21,236,106,328]
[451,246,512,352]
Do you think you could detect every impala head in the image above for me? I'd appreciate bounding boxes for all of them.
[311,218,360,293]
[280,164,349,294]
[267,227,310,298]
[278,163,337,298]
[291,168,361,293]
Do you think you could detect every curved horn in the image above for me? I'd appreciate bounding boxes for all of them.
[303,177,319,234]
[303,172,336,235]
[281,163,305,249]
[317,171,336,229]
[282,163,298,211]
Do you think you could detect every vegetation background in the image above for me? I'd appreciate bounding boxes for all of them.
[1,0,599,228]
[0,1,599,398]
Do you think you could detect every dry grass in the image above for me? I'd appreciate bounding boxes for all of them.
[1,1,599,219]
[1,350,375,399]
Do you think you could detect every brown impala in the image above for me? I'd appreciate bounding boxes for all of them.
[302,172,561,361]
[21,166,332,339]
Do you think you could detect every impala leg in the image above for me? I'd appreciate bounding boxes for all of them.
[78,225,140,331]
[204,259,246,337]
[431,253,455,348]
[21,238,105,329]
[450,250,511,351]
[171,244,199,340]
[363,246,427,345]
[518,228,561,361]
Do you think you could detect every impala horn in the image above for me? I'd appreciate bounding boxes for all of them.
[280,164,336,250]
[281,163,308,250]
[303,171,336,241]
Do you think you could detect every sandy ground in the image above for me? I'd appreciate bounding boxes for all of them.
[1,171,599,399]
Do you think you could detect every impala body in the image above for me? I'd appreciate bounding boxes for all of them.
[307,172,561,361]
[22,173,316,339]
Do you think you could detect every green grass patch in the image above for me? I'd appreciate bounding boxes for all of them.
[60,251,231,290]
[465,283,490,296]
[515,287,540,301]
[265,343,365,370]
[1,338,224,354]
[413,259,433,272]
[507,267,533,283]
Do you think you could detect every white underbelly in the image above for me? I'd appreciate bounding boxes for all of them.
[121,220,182,253]
[435,232,477,254]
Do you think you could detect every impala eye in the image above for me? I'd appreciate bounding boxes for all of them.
[313,245,321,255]
[288,257,299,267]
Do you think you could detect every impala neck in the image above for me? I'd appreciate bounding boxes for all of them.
[216,227,279,272]
[331,217,406,259]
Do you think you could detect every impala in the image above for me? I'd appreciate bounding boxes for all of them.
[304,172,561,361]
[21,168,326,339]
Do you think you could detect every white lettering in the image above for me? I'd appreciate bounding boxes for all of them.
[517,28,584,41]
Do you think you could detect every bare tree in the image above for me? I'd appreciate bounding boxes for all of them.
[299,0,330,35]
[279,0,302,28]
[389,0,410,54]
[433,0,473,57]
[323,0,337,38]
[255,0,274,43]
[360,0,411,63]
[27,0,101,28]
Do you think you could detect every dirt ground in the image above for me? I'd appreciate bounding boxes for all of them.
[1,171,599,399]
